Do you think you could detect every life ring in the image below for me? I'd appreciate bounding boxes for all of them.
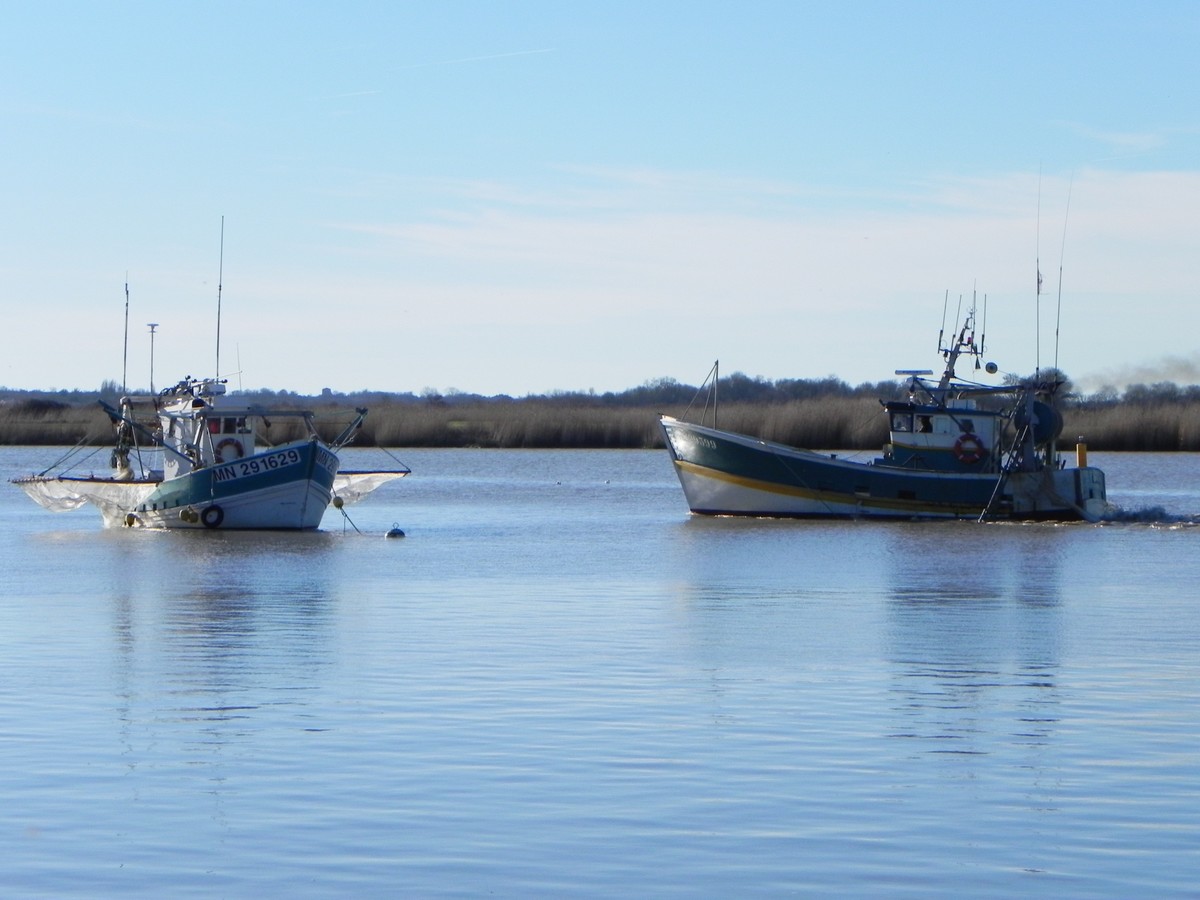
[215,437,244,463]
[954,433,986,464]
[201,505,225,528]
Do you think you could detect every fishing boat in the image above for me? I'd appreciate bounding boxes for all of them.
[659,302,1109,522]
[15,223,409,530]
[14,376,409,530]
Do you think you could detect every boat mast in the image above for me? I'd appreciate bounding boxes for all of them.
[1036,169,1042,381]
[937,290,948,355]
[1054,176,1073,373]
[122,277,130,392]
[937,295,968,390]
[215,216,224,381]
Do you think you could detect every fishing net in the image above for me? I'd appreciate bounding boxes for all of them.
[13,477,157,526]
[331,470,409,505]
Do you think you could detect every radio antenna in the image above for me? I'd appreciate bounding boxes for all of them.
[122,276,130,392]
[215,216,224,380]
[937,289,948,353]
[1054,175,1073,373]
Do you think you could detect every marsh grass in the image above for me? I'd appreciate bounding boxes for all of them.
[6,394,1200,451]
[360,396,887,449]
[0,400,111,446]
[1067,403,1200,451]
[363,401,666,448]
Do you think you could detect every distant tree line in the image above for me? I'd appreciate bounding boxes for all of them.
[5,370,1197,410]
[4,373,1200,450]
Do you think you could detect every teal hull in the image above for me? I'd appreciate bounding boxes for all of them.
[660,416,1107,521]
[129,439,339,529]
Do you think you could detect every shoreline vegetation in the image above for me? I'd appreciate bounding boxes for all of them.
[4,373,1200,452]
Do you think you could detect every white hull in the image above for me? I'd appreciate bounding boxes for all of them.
[16,452,407,531]
[123,476,332,530]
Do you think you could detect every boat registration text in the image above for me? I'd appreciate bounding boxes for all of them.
[212,448,304,483]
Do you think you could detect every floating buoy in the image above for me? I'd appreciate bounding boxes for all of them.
[124,513,139,528]
[385,523,405,538]
[333,496,344,509]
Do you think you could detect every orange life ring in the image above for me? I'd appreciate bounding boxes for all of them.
[215,437,244,464]
[954,433,985,464]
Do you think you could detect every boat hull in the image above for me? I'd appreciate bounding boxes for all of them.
[660,416,1108,521]
[18,439,341,530]
[132,439,339,529]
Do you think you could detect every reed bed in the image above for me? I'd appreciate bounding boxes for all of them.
[361,396,889,449]
[7,395,1200,451]
[362,401,665,448]
[0,400,111,446]
[1066,403,1200,451]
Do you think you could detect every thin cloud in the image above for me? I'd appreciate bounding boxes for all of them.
[1058,120,1172,160]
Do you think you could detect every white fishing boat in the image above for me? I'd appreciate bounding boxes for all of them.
[660,300,1110,522]
[14,376,409,530]
[14,224,408,530]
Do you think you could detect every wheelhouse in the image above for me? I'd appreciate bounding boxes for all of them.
[880,398,1004,473]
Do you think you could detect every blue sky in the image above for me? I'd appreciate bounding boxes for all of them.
[3,1,1198,396]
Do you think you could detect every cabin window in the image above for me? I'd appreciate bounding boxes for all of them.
[961,419,975,433]
[208,417,247,434]
[891,413,912,432]
[916,416,932,433]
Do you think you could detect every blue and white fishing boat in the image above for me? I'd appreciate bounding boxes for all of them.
[15,376,409,530]
[660,303,1109,522]
[16,223,409,530]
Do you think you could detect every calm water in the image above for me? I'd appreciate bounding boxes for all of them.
[2,447,1199,898]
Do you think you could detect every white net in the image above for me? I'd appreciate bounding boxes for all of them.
[331,470,409,505]
[13,477,158,526]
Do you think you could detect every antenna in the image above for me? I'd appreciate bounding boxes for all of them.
[979,293,987,357]
[1036,169,1043,379]
[122,277,130,392]
[1054,175,1074,372]
[937,289,948,353]
[215,216,225,380]
[147,323,159,393]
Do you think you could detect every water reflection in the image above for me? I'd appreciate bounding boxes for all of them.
[103,530,346,746]
[884,523,1068,756]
